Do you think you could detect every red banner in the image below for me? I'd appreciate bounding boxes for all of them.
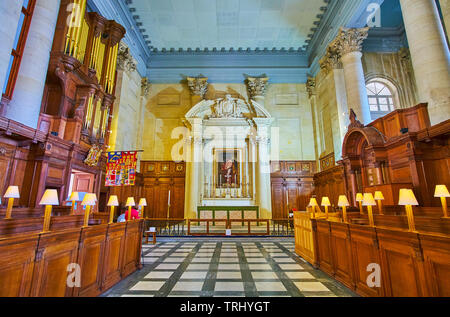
[105,151,137,186]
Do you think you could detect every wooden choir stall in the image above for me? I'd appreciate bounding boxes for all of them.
[294,104,450,297]
[0,0,144,297]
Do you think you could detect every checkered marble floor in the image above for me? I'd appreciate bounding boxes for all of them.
[102,238,356,298]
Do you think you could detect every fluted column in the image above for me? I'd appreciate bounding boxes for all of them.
[399,0,450,125]
[185,118,203,219]
[187,77,208,105]
[0,1,22,97]
[4,0,61,128]
[335,27,371,125]
[254,118,273,219]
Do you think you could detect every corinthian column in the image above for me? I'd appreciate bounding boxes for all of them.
[335,27,371,125]
[187,77,208,105]
[399,0,450,125]
[246,77,269,107]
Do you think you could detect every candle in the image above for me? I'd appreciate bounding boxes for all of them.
[168,190,171,206]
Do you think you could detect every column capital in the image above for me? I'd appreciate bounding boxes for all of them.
[306,77,316,98]
[335,27,369,56]
[246,77,269,99]
[187,77,209,98]
[141,77,151,98]
[117,42,137,72]
[320,41,342,74]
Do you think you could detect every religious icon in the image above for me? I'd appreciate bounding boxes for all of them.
[215,149,240,188]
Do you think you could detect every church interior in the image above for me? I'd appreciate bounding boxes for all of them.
[0,0,449,299]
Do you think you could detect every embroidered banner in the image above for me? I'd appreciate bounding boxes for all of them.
[105,151,137,186]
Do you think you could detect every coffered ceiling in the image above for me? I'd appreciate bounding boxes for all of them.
[125,0,329,52]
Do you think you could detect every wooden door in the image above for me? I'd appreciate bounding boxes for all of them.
[72,173,95,193]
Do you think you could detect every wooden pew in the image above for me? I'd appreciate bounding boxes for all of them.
[0,219,144,297]
[306,218,450,297]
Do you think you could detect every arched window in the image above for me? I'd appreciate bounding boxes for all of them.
[366,81,395,120]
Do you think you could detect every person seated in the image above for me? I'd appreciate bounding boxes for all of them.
[117,210,126,223]
[118,206,140,221]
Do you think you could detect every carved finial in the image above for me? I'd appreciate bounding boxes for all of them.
[187,77,209,98]
[246,77,269,99]
[334,27,369,56]
[349,108,364,129]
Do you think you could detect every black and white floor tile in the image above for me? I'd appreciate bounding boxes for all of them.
[102,238,357,298]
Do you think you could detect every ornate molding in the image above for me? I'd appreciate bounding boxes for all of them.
[306,77,316,99]
[117,42,137,73]
[187,77,209,98]
[334,27,369,56]
[320,40,343,74]
[141,77,151,98]
[246,77,269,99]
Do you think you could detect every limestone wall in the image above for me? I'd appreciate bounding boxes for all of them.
[109,66,147,171]
[140,83,316,162]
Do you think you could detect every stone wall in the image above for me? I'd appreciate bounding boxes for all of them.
[140,83,316,162]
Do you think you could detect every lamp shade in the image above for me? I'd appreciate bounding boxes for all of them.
[81,193,97,206]
[139,198,147,207]
[107,195,119,207]
[374,191,385,200]
[69,192,80,201]
[4,186,20,199]
[308,198,318,207]
[39,189,59,206]
[398,189,419,206]
[338,195,350,207]
[321,197,331,207]
[434,185,450,198]
[362,193,376,206]
[355,193,364,202]
[126,197,136,207]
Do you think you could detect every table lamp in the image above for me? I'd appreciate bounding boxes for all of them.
[308,198,319,219]
[321,197,331,219]
[107,195,119,224]
[69,192,80,215]
[81,193,97,228]
[363,193,377,227]
[338,195,350,223]
[139,198,147,218]
[126,197,136,221]
[39,189,59,233]
[434,185,449,218]
[374,191,385,215]
[356,193,364,214]
[398,189,418,232]
[4,186,20,219]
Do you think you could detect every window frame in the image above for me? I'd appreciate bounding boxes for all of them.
[366,81,396,120]
[2,0,37,101]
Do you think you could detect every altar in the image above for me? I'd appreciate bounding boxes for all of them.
[183,83,274,221]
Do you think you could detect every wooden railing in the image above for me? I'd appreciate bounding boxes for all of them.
[187,219,270,236]
[0,219,144,297]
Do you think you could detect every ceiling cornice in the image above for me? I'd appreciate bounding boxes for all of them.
[307,0,385,76]
[87,0,151,76]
